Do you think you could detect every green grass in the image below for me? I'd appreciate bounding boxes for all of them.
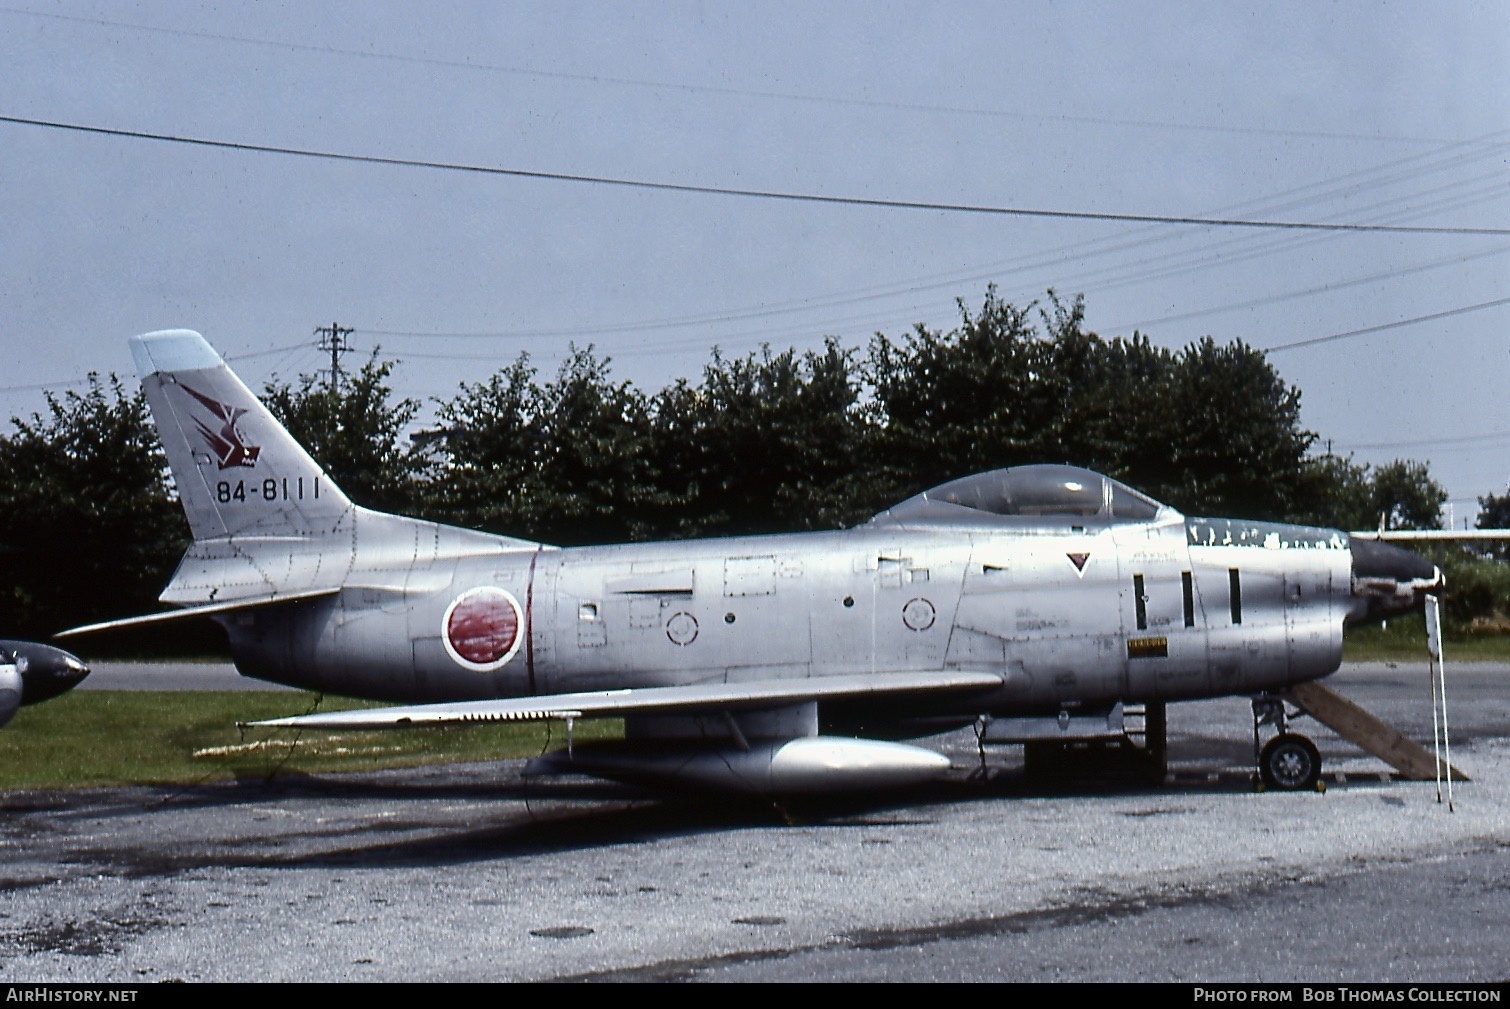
[1342,614,1510,662]
[0,691,619,790]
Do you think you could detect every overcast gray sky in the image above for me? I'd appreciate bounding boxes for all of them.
[3,1,1507,526]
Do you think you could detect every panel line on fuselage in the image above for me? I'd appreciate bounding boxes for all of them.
[526,545,540,696]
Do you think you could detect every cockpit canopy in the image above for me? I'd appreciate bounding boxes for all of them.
[870,464,1173,527]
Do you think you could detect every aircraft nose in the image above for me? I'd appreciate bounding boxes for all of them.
[1348,536,1444,624]
[11,643,91,706]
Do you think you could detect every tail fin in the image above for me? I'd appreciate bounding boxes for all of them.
[132,330,354,541]
[57,329,535,636]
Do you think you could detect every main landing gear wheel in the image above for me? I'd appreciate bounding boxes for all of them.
[1259,734,1321,791]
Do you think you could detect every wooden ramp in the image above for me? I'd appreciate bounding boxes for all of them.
[1282,680,1468,781]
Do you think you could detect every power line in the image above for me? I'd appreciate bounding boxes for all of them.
[5,114,1509,236]
[1338,431,1510,452]
[226,342,318,362]
[0,377,90,395]
[1,6,1477,148]
[1263,297,1510,354]
[0,342,321,396]
[379,130,1510,343]
[1109,244,1510,334]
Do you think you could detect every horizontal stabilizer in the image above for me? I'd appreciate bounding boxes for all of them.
[246,670,1004,730]
[57,588,341,639]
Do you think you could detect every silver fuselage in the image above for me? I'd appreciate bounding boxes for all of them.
[213,506,1350,722]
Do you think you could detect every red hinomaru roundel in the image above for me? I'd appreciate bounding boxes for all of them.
[441,587,524,671]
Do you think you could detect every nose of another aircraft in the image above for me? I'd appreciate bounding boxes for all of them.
[1,641,89,728]
[9,642,91,706]
[1348,536,1445,624]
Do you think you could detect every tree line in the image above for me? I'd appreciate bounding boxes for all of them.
[2,289,1496,642]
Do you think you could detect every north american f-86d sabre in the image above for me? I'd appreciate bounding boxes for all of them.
[65,330,1445,795]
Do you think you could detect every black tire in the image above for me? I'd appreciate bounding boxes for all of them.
[1259,734,1321,791]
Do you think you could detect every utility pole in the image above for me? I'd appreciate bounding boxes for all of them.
[314,322,354,392]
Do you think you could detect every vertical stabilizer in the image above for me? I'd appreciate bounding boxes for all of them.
[132,330,354,541]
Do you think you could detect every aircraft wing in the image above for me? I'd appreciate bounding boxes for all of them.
[248,669,1004,730]
[1350,529,1510,541]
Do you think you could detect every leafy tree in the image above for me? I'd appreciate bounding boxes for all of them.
[426,346,666,545]
[1039,294,1171,480]
[422,355,542,536]
[863,287,1321,521]
[528,346,668,544]
[865,287,1056,498]
[1478,489,1510,530]
[653,340,878,536]
[0,376,187,638]
[1433,549,1510,628]
[1366,459,1446,531]
[1475,487,1510,561]
[1151,337,1315,520]
[262,353,423,515]
[1289,453,1377,530]
[1286,454,1453,535]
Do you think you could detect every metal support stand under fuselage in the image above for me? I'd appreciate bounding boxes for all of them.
[977,701,1168,785]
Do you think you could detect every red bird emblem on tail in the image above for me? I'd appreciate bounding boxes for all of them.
[178,383,262,469]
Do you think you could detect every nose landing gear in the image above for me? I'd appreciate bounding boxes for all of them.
[1251,696,1323,791]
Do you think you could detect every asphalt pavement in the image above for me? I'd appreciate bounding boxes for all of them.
[2,662,1506,983]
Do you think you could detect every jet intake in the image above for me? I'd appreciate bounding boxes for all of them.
[526,736,953,794]
[1347,537,1444,624]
